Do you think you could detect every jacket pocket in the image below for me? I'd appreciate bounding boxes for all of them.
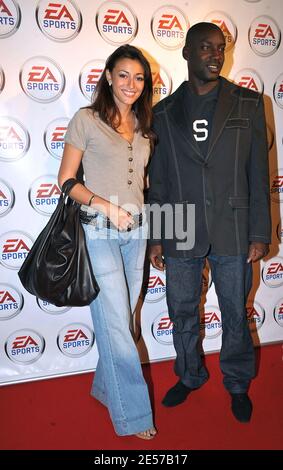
[228,196,249,208]
[225,118,250,129]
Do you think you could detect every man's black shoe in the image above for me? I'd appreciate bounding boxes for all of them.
[231,393,252,423]
[162,380,193,407]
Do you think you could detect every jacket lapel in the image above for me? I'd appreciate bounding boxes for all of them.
[206,78,238,162]
[166,83,204,161]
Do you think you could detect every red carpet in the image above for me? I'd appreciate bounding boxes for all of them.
[0,343,282,450]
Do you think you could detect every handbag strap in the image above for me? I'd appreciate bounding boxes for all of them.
[61,178,80,197]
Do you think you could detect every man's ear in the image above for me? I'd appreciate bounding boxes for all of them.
[182,46,189,61]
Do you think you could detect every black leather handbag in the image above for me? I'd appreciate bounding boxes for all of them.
[18,178,99,307]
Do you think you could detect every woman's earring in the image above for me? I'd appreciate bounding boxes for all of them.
[108,80,112,87]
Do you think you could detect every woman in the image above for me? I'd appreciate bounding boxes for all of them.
[58,45,156,439]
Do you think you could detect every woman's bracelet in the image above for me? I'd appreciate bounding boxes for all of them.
[88,194,95,206]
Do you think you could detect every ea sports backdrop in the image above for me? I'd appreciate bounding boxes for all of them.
[0,0,282,385]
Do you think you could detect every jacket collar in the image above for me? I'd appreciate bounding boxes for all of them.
[206,77,238,161]
[166,82,202,159]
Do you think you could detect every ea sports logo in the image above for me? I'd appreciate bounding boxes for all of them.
[200,305,222,339]
[233,68,263,94]
[144,268,166,303]
[36,0,82,42]
[79,60,105,102]
[96,1,138,45]
[37,297,70,315]
[273,73,283,109]
[20,56,65,103]
[150,63,172,105]
[270,169,283,203]
[0,0,21,38]
[273,298,283,327]
[204,11,237,51]
[249,16,281,56]
[5,329,45,364]
[0,116,30,162]
[262,257,283,288]
[0,66,5,93]
[246,300,265,331]
[0,179,14,217]
[44,117,69,160]
[0,231,33,270]
[151,5,188,50]
[57,323,94,357]
[29,175,61,215]
[0,284,23,320]
[151,311,173,345]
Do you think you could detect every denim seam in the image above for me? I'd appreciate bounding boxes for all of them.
[113,411,152,426]
[96,293,128,429]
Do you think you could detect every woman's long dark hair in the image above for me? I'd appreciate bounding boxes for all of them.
[88,44,155,151]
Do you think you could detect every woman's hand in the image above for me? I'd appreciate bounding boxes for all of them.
[108,203,135,231]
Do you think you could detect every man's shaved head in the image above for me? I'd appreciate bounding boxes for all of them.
[185,22,225,48]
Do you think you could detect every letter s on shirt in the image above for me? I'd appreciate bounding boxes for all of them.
[193,119,208,141]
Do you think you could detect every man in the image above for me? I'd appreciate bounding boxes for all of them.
[148,22,271,423]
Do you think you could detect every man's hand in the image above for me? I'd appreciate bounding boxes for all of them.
[148,244,165,271]
[247,242,269,263]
